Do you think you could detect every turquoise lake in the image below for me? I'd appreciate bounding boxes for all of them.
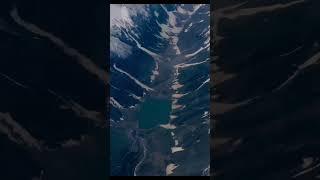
[138,98,171,129]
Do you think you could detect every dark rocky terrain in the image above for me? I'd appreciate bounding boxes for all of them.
[212,0,320,179]
[0,0,107,179]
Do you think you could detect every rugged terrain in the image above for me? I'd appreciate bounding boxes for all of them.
[110,4,210,176]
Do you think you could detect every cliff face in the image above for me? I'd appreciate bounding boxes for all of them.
[212,0,320,179]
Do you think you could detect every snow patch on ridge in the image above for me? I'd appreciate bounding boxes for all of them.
[129,93,142,101]
[110,97,123,109]
[154,11,159,17]
[160,123,176,129]
[127,32,161,59]
[184,22,193,32]
[110,4,149,30]
[113,64,154,92]
[185,43,210,58]
[171,146,184,153]
[195,77,210,91]
[174,58,209,68]
[110,36,132,58]
[166,163,178,175]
